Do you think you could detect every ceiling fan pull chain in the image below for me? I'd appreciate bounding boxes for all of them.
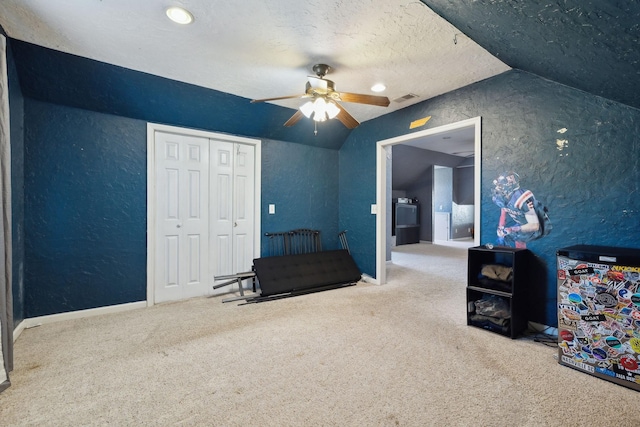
[314,121,318,136]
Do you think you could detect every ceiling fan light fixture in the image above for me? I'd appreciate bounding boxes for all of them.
[371,83,386,92]
[299,97,340,122]
[166,6,194,24]
[299,101,315,118]
[253,64,389,131]
[312,98,329,122]
[326,100,340,119]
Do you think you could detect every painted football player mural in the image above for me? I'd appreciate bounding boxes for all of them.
[491,171,552,248]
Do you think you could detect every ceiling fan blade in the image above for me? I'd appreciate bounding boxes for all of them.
[337,92,390,107]
[284,110,305,127]
[251,94,306,103]
[335,104,360,129]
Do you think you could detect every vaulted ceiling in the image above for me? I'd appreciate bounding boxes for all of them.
[1,1,638,149]
[422,0,640,111]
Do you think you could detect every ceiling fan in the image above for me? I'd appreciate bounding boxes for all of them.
[250,64,390,129]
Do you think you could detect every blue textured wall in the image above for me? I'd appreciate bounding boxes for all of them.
[7,40,25,327]
[340,69,640,326]
[10,40,351,151]
[421,1,640,112]
[22,100,341,317]
[338,129,380,276]
[11,39,640,326]
[24,100,148,316]
[5,38,347,318]
[261,139,339,253]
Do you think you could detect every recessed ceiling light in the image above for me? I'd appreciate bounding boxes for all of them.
[166,6,194,24]
[371,83,386,92]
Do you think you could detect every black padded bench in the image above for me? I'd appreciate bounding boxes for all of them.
[222,249,361,304]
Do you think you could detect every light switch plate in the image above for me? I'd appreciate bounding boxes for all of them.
[268,204,275,214]
[371,204,377,214]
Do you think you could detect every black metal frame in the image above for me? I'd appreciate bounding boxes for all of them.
[213,229,353,303]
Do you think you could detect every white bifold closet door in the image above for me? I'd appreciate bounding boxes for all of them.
[210,140,255,285]
[154,132,210,303]
[154,133,255,303]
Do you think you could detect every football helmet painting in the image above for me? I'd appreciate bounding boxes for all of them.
[492,171,520,198]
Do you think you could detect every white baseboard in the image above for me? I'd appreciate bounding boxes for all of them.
[13,301,147,342]
[361,274,380,285]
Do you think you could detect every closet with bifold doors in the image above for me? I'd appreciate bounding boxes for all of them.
[149,125,260,304]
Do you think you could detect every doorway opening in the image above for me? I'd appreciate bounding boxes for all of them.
[375,117,481,285]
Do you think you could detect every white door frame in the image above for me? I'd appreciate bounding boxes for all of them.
[375,117,481,285]
[146,123,262,306]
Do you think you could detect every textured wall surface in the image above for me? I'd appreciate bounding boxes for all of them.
[340,69,640,326]
[405,167,433,242]
[453,165,474,205]
[422,0,640,111]
[451,203,473,240]
[392,145,465,190]
[21,101,341,317]
[10,40,351,151]
[9,30,640,326]
[338,128,382,276]
[24,100,148,317]
[260,139,339,254]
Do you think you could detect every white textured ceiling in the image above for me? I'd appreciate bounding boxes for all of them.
[0,0,509,125]
[403,126,475,157]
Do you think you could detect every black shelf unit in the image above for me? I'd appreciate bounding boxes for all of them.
[466,246,529,339]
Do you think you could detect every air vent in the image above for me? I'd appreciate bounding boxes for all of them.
[393,93,419,103]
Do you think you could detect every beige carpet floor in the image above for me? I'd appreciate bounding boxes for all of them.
[0,243,637,426]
